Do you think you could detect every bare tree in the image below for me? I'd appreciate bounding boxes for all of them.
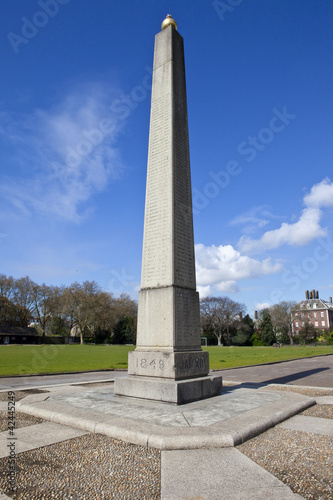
[269,301,297,344]
[62,281,100,344]
[112,293,137,322]
[31,283,61,340]
[13,276,37,326]
[0,274,15,301]
[200,296,246,346]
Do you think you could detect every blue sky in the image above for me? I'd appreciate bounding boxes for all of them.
[1,0,333,316]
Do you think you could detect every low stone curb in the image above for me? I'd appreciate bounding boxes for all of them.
[16,390,315,450]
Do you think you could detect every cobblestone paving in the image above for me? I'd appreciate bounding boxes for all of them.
[238,405,333,500]
[0,390,49,403]
[0,384,331,499]
[301,404,333,419]
[0,411,44,432]
[239,427,333,500]
[260,385,333,397]
[0,433,161,499]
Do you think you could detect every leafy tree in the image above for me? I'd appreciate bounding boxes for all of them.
[233,314,255,346]
[112,316,136,344]
[259,309,276,346]
[251,332,265,346]
[94,327,110,344]
[48,316,68,337]
[0,274,140,345]
[297,322,318,344]
[0,296,30,328]
[200,297,246,346]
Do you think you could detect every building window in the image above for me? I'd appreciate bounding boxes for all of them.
[314,312,317,318]
[302,322,305,326]
[322,321,325,327]
[295,321,299,327]
[321,312,325,317]
[315,321,318,327]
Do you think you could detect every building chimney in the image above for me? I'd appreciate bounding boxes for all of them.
[305,290,309,299]
[254,310,258,320]
[309,291,313,299]
[329,297,332,304]
[315,290,319,299]
[312,289,315,299]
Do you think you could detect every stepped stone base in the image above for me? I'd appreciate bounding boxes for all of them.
[114,375,222,404]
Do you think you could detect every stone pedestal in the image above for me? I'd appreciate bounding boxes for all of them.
[115,375,222,404]
[114,16,222,404]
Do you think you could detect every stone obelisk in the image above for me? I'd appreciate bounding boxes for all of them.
[114,15,222,404]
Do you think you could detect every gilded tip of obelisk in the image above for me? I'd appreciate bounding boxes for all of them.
[161,14,177,31]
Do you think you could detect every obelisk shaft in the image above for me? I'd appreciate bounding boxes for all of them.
[114,18,222,403]
[135,24,202,355]
[141,25,195,291]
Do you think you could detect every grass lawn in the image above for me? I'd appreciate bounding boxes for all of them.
[0,344,332,376]
[204,345,333,370]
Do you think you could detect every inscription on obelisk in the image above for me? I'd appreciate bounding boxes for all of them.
[114,15,222,403]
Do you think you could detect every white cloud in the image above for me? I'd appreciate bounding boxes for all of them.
[238,207,326,253]
[255,302,271,310]
[0,82,125,222]
[304,177,333,208]
[235,178,333,254]
[197,285,212,298]
[215,280,239,293]
[195,243,282,295]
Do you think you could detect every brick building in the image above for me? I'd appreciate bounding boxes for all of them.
[291,289,333,334]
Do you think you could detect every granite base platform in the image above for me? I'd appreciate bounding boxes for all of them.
[16,383,316,450]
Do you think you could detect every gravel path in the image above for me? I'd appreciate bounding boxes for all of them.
[301,404,333,419]
[0,434,161,499]
[238,425,333,500]
[238,385,333,500]
[260,385,333,397]
[0,384,331,499]
[0,390,49,403]
[0,411,44,432]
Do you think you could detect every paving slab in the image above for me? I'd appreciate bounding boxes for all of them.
[215,354,333,388]
[0,422,88,458]
[278,415,333,436]
[15,384,315,450]
[0,493,11,499]
[161,448,303,499]
[316,396,333,404]
[0,370,126,391]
